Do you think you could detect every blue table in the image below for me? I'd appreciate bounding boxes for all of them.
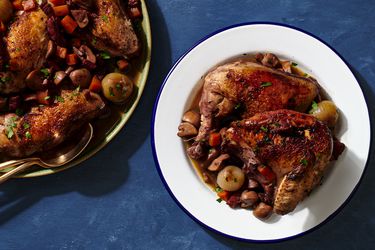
[1,0,374,249]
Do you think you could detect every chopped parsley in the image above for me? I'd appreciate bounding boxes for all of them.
[44,96,51,100]
[23,122,30,129]
[115,83,122,91]
[310,101,318,113]
[100,52,111,60]
[300,158,308,166]
[216,198,223,203]
[234,103,242,110]
[92,37,97,45]
[292,62,298,66]
[15,48,21,52]
[40,68,50,77]
[260,126,268,132]
[304,73,309,77]
[5,116,17,139]
[6,127,14,139]
[260,81,272,87]
[101,15,109,23]
[25,131,32,139]
[55,96,65,103]
[0,76,11,84]
[215,187,223,193]
[109,87,115,97]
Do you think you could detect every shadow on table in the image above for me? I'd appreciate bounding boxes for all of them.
[200,66,375,248]
[0,0,172,226]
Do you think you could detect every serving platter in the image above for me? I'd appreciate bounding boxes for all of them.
[4,0,152,178]
[152,23,370,242]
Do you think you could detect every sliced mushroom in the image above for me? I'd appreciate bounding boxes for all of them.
[207,154,230,171]
[74,45,96,64]
[207,148,220,162]
[71,9,89,28]
[25,69,45,90]
[281,61,292,73]
[253,202,273,219]
[182,110,200,128]
[248,178,260,190]
[46,40,56,59]
[177,122,198,138]
[240,190,258,208]
[69,68,92,88]
[261,53,280,68]
[54,71,67,85]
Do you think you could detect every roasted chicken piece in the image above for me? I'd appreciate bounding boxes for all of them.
[90,0,141,57]
[0,90,105,158]
[222,109,333,215]
[0,8,49,94]
[188,60,319,160]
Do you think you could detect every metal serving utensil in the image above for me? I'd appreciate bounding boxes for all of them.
[0,123,93,184]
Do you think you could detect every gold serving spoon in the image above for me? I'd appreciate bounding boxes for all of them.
[0,123,93,184]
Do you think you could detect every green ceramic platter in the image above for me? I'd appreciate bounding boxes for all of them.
[4,1,152,178]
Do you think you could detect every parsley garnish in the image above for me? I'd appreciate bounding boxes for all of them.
[44,96,50,100]
[40,68,50,77]
[25,131,32,139]
[115,83,122,91]
[234,103,241,110]
[23,123,30,129]
[260,126,268,132]
[100,52,111,60]
[215,187,223,193]
[109,87,115,97]
[5,117,17,139]
[15,108,23,116]
[92,37,97,45]
[260,82,272,87]
[6,127,14,139]
[55,96,65,103]
[292,62,298,66]
[0,76,11,84]
[300,159,308,166]
[310,101,318,113]
[216,198,223,203]
[304,73,309,77]
[102,15,109,23]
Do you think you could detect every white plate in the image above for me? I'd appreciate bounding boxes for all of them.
[151,23,371,242]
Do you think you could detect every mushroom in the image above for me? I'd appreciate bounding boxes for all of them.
[253,202,273,219]
[281,61,292,73]
[54,71,67,85]
[25,69,45,90]
[240,190,258,208]
[207,148,220,162]
[182,110,200,128]
[74,45,96,64]
[69,68,92,88]
[177,122,198,138]
[46,40,56,59]
[71,9,89,28]
[261,53,280,68]
[248,178,260,190]
[207,154,230,171]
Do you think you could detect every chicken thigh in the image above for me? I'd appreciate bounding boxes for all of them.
[188,60,319,159]
[222,109,333,214]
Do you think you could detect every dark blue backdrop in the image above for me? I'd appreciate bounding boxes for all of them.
[1,0,374,249]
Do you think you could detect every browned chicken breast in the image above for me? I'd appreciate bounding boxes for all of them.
[188,60,319,159]
[91,0,141,57]
[222,109,333,215]
[0,9,49,94]
[0,90,105,158]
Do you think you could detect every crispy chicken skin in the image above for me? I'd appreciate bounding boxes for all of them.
[0,90,105,158]
[188,60,319,159]
[0,9,49,94]
[91,0,141,57]
[222,109,333,215]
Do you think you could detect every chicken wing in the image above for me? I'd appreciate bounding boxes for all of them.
[90,0,141,57]
[188,60,319,159]
[0,90,105,158]
[222,109,333,214]
[0,9,49,94]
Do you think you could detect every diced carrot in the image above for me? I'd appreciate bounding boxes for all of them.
[66,53,78,65]
[49,0,66,6]
[53,5,69,17]
[60,15,78,34]
[257,165,276,182]
[128,7,142,19]
[56,46,67,59]
[117,59,129,71]
[89,75,102,93]
[12,0,23,10]
[208,132,221,147]
[218,191,230,201]
[0,21,6,33]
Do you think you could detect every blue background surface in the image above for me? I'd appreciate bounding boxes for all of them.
[1,0,375,249]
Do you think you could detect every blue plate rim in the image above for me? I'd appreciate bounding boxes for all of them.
[150,21,372,243]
